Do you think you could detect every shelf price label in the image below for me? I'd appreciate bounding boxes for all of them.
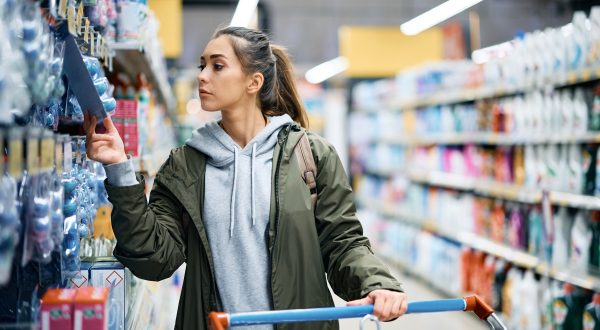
[40,135,55,172]
[90,31,95,56]
[76,2,84,36]
[84,18,90,43]
[582,69,592,82]
[67,5,76,35]
[58,0,68,18]
[8,131,23,179]
[27,135,40,175]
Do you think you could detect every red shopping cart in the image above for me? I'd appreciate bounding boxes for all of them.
[208,295,507,329]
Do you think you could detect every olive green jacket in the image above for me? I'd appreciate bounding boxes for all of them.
[105,124,403,329]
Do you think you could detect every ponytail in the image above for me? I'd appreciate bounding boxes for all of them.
[213,27,309,128]
[268,45,308,128]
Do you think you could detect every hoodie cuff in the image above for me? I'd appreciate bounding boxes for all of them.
[103,157,139,187]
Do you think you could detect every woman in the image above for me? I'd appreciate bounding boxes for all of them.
[84,27,406,329]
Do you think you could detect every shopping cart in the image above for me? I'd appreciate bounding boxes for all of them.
[208,295,507,329]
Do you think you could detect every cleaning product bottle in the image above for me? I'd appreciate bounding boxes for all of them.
[583,144,598,196]
[520,270,542,330]
[552,207,572,269]
[514,145,525,186]
[529,206,545,256]
[590,211,600,275]
[554,283,583,330]
[491,201,506,243]
[592,85,600,131]
[540,278,556,330]
[574,88,589,134]
[508,204,525,249]
[568,144,584,194]
[492,259,509,311]
[562,90,574,135]
[583,292,600,330]
[571,210,592,274]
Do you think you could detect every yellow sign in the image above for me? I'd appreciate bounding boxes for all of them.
[8,139,23,178]
[148,0,182,58]
[76,3,84,35]
[339,26,444,77]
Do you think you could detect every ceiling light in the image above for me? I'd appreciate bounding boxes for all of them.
[305,57,349,84]
[230,0,259,28]
[401,0,484,36]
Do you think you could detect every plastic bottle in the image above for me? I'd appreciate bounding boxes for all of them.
[583,145,598,196]
[508,205,525,249]
[554,283,583,330]
[583,292,600,330]
[571,210,592,273]
[520,270,541,330]
[553,207,572,269]
[592,85,600,131]
[491,201,506,243]
[574,88,589,133]
[562,90,574,135]
[529,206,545,256]
[568,144,584,194]
[590,211,600,275]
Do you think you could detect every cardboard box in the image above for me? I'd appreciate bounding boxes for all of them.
[41,288,77,330]
[89,262,126,330]
[74,287,109,330]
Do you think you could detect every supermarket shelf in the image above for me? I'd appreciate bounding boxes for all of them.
[378,132,600,147]
[372,66,600,111]
[360,197,600,291]
[365,168,600,209]
[110,42,176,117]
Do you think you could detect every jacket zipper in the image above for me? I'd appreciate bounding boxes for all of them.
[270,125,292,310]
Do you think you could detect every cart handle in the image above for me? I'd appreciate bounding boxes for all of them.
[208,295,506,330]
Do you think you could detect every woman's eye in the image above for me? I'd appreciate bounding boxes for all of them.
[214,64,224,71]
[198,64,206,71]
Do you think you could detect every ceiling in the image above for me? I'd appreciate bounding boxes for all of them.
[177,0,578,70]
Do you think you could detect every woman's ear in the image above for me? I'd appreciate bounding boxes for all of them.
[247,72,264,95]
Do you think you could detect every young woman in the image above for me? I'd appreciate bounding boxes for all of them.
[84,27,406,330]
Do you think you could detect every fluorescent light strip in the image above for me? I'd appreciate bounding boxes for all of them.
[230,0,259,28]
[401,0,484,36]
[305,57,349,84]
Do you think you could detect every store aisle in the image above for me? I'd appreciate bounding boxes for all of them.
[332,267,487,330]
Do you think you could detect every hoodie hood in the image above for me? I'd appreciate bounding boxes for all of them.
[186,114,294,168]
[185,114,294,239]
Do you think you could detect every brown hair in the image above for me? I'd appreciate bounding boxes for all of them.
[213,27,308,128]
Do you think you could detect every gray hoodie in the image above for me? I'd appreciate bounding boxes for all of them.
[185,114,293,327]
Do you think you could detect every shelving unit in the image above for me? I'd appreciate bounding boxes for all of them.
[111,42,176,118]
[363,168,600,210]
[378,132,600,147]
[357,65,600,113]
[359,197,600,291]
[132,147,171,177]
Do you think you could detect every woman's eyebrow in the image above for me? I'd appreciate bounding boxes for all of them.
[200,54,228,61]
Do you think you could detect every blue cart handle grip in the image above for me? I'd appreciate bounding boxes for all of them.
[208,295,496,329]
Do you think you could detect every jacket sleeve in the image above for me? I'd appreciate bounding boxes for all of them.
[312,138,403,301]
[105,158,186,281]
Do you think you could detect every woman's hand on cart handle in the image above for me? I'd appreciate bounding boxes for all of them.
[346,289,407,322]
[84,112,128,165]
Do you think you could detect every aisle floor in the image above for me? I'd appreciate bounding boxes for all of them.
[331,267,487,330]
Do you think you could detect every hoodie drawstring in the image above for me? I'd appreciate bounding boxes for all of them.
[251,143,256,227]
[230,147,238,238]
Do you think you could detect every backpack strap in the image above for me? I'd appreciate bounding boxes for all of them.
[293,132,318,211]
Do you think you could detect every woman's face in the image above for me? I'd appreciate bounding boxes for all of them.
[197,36,249,112]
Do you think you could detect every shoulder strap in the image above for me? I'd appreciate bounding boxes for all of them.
[293,132,318,210]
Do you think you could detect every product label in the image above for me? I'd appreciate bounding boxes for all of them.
[41,137,55,172]
[582,69,592,82]
[8,138,23,178]
[553,299,568,325]
[583,311,595,330]
[27,136,40,175]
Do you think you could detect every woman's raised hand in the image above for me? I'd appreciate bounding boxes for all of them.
[83,112,128,165]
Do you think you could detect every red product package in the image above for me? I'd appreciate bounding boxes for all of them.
[41,288,77,330]
[74,287,109,330]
